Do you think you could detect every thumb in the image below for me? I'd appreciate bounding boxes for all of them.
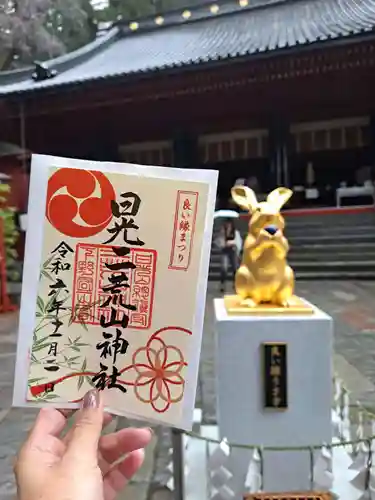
[65,389,104,462]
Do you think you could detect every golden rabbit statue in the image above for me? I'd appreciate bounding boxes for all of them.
[231,185,294,307]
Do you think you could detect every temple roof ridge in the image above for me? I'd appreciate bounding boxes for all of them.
[111,0,314,43]
[115,0,296,27]
[0,28,119,87]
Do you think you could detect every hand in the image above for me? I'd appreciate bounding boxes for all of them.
[15,390,153,500]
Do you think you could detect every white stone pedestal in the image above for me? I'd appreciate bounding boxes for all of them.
[214,298,333,496]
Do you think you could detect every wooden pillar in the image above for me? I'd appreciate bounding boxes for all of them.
[173,131,198,168]
[268,119,291,189]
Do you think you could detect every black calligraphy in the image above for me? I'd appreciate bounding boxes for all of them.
[44,241,73,373]
[104,193,144,246]
[93,192,145,393]
[96,329,129,365]
[92,363,126,393]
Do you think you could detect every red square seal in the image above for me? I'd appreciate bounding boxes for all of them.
[72,244,157,330]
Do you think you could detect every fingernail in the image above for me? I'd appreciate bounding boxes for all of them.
[147,427,154,436]
[82,389,100,409]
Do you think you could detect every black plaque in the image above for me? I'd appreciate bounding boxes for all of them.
[262,342,288,409]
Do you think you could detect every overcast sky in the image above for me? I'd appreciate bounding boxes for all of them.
[90,0,109,11]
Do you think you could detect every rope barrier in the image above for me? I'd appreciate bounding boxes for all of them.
[183,430,375,451]
[183,375,375,451]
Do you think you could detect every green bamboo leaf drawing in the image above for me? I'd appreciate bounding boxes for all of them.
[45,294,58,314]
[70,346,80,353]
[39,256,57,278]
[67,299,100,328]
[32,342,51,353]
[41,270,54,282]
[37,296,44,312]
[68,303,80,322]
[78,376,84,391]
[64,338,71,348]
[44,394,59,400]
[79,321,89,332]
[35,311,43,318]
[76,359,88,391]
[86,376,96,389]
[68,314,74,327]
[31,353,38,363]
[28,377,45,385]
[34,335,51,346]
[34,323,51,335]
[61,295,70,305]
[42,255,55,270]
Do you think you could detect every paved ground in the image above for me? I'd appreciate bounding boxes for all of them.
[197,281,375,423]
[2,280,375,499]
[151,280,375,491]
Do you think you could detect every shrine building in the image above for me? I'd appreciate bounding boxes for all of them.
[1,0,375,213]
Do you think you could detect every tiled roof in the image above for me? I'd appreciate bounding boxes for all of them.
[1,0,375,97]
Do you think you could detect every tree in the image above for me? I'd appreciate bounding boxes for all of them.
[0,0,95,70]
[0,0,211,70]
[95,0,207,22]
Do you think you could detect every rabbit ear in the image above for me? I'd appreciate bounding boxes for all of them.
[267,187,293,211]
[231,186,258,212]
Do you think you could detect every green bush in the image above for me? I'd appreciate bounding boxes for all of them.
[0,183,19,281]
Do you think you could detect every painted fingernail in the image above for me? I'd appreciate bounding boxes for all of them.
[82,389,100,409]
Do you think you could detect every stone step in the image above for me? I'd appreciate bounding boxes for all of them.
[209,255,375,271]
[225,229,375,241]
[287,234,375,244]
[289,241,375,251]
[297,272,375,279]
[214,220,374,230]
[287,251,375,262]
[209,259,375,271]
[285,224,375,238]
[284,216,375,227]
[208,270,375,280]
[211,210,375,280]
[210,242,375,259]
[290,260,375,270]
[214,230,373,245]
[235,212,375,227]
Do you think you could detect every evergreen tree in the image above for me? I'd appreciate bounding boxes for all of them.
[96,0,206,22]
[0,0,94,70]
[0,0,208,70]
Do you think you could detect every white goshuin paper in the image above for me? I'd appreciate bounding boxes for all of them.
[13,155,218,430]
